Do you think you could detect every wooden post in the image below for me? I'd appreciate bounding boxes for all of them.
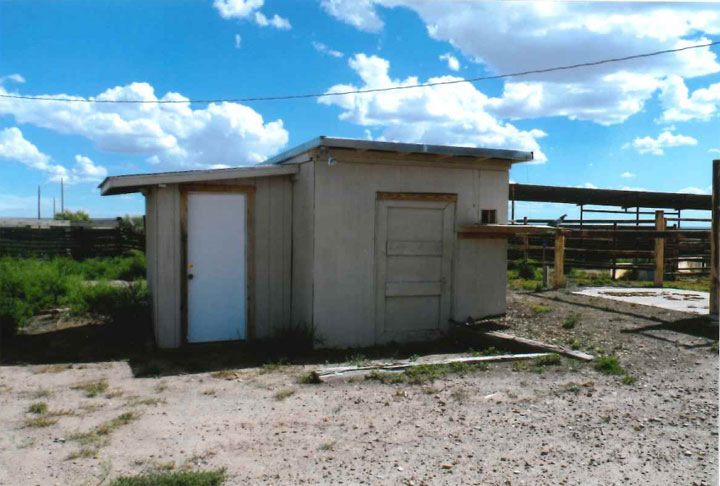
[554,230,565,288]
[654,210,666,287]
[711,160,719,317]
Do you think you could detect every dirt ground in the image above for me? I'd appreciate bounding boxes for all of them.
[0,289,717,486]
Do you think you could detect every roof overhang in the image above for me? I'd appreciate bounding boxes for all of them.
[99,165,299,196]
[261,136,534,166]
[100,136,533,196]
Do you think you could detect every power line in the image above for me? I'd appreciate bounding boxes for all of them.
[1,41,717,104]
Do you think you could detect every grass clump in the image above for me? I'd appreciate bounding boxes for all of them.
[594,356,625,376]
[298,372,322,384]
[71,379,109,397]
[108,469,226,486]
[273,388,296,401]
[594,356,637,384]
[97,412,138,436]
[621,375,637,385]
[25,416,59,428]
[562,314,579,329]
[567,338,582,350]
[317,441,336,452]
[532,304,551,314]
[513,353,562,374]
[28,402,48,414]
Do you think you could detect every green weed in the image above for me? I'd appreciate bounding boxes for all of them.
[594,356,625,376]
[562,315,579,329]
[108,469,226,486]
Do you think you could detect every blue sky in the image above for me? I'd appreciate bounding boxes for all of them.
[0,0,718,219]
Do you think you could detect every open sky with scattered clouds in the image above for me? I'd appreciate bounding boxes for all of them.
[0,0,718,218]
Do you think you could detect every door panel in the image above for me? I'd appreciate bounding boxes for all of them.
[187,192,247,343]
[375,198,455,342]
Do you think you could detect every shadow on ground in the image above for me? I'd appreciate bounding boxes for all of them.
[1,318,511,378]
[532,292,718,348]
[621,316,719,348]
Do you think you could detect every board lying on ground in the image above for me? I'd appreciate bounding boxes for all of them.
[312,353,554,383]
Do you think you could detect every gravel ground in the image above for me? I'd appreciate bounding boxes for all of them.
[0,289,717,486]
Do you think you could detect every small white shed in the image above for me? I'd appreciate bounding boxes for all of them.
[100,137,533,349]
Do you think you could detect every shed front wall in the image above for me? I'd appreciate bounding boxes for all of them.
[144,176,292,349]
[310,157,509,348]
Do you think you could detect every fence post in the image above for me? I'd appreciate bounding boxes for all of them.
[711,160,719,317]
[554,230,565,288]
[654,210,666,287]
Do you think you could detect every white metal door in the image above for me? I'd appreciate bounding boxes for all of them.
[187,192,247,343]
[375,199,455,342]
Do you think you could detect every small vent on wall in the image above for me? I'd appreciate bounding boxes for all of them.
[481,209,497,225]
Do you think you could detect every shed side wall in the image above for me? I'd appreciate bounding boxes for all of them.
[311,159,509,348]
[254,177,293,338]
[291,161,316,330]
[154,185,182,348]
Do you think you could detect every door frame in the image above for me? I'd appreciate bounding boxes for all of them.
[374,192,457,343]
[180,184,256,345]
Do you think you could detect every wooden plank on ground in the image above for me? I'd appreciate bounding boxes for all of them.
[313,353,553,382]
[470,330,595,361]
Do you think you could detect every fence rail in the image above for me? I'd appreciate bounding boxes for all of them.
[0,227,144,258]
[508,213,711,282]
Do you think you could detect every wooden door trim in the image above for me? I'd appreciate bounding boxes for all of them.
[180,185,255,346]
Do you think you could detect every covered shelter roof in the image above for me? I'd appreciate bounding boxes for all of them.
[509,183,711,211]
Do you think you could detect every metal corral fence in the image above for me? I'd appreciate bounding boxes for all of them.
[509,212,711,280]
[0,227,144,258]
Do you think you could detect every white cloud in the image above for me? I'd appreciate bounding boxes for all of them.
[0,81,289,170]
[320,0,384,33]
[0,127,109,184]
[234,34,242,49]
[213,0,263,19]
[658,75,720,122]
[0,73,25,84]
[621,171,635,179]
[254,12,291,30]
[439,53,460,72]
[213,0,290,29]
[312,41,344,58]
[678,186,707,195]
[0,127,52,169]
[322,2,720,125]
[709,148,720,155]
[625,130,697,156]
[65,155,108,184]
[577,182,597,189]
[320,53,547,162]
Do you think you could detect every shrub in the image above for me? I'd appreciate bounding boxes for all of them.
[54,209,90,221]
[517,259,539,280]
[67,280,150,327]
[594,356,625,376]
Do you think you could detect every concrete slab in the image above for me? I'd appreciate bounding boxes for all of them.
[572,287,709,315]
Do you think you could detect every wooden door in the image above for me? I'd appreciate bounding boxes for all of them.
[375,196,455,342]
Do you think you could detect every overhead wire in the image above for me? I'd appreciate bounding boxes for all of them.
[0,41,717,104]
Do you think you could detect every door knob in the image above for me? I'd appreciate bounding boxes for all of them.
[188,274,194,280]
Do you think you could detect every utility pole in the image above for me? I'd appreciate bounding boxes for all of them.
[37,185,41,219]
[61,178,65,213]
